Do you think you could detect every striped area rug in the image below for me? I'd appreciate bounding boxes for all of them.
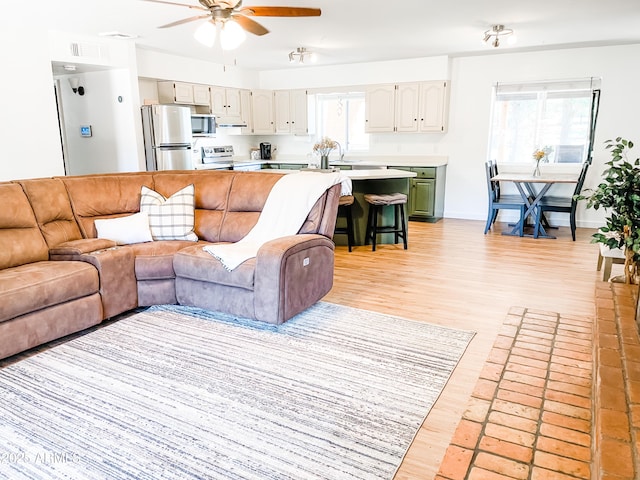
[0,302,474,480]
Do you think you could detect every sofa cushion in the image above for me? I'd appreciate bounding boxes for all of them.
[219,173,283,242]
[61,174,155,238]
[174,244,256,290]
[129,240,206,280]
[0,183,49,269]
[152,171,235,243]
[140,185,198,241]
[0,261,99,323]
[16,178,83,248]
[95,212,153,245]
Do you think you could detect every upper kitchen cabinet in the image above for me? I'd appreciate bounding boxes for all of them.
[210,86,242,121]
[365,81,449,133]
[251,90,275,134]
[239,89,253,134]
[365,83,420,133]
[193,84,211,106]
[364,84,395,133]
[157,81,210,106]
[395,83,421,132]
[274,89,309,135]
[418,81,449,133]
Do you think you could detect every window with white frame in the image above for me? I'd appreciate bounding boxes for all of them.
[315,92,369,152]
[488,78,601,164]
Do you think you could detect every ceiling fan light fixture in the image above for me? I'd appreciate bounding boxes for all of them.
[483,24,515,48]
[220,19,246,50]
[288,47,314,64]
[194,20,217,47]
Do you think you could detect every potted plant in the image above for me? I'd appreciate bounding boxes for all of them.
[579,137,640,284]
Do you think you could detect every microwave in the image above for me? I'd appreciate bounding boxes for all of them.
[191,114,216,136]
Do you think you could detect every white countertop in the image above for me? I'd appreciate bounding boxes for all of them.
[264,154,448,168]
[341,168,417,180]
[193,155,442,173]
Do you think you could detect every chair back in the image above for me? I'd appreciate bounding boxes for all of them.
[573,161,590,197]
[485,160,498,203]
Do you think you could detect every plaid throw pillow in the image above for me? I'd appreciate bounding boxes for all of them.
[140,184,198,241]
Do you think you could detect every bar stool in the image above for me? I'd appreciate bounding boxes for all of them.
[364,193,408,251]
[334,195,355,252]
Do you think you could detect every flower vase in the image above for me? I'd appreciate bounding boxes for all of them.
[533,159,541,177]
[320,155,329,170]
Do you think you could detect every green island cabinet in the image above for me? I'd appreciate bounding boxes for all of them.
[396,165,446,221]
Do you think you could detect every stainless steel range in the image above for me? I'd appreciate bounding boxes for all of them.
[201,145,234,164]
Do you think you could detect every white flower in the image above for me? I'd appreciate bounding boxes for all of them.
[313,137,337,157]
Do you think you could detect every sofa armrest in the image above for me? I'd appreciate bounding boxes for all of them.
[254,234,335,324]
[49,239,137,319]
[49,238,117,259]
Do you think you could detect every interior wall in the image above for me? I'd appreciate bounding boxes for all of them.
[259,56,450,90]
[0,24,64,181]
[136,48,259,89]
[58,69,142,175]
[443,44,640,227]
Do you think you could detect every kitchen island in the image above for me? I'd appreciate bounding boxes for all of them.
[336,168,417,247]
[194,157,440,246]
[239,166,417,247]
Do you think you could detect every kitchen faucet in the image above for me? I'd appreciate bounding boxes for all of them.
[335,141,344,161]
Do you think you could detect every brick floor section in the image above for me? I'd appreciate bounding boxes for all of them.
[437,284,640,480]
[594,282,639,479]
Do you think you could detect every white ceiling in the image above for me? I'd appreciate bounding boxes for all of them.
[33,0,640,71]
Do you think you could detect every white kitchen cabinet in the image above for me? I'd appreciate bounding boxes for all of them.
[158,81,193,104]
[274,89,309,134]
[395,83,420,132]
[365,84,395,133]
[192,84,211,106]
[157,81,209,106]
[365,81,449,133]
[210,86,242,119]
[290,89,309,135]
[239,89,253,134]
[418,81,449,132]
[273,90,291,133]
[251,90,275,134]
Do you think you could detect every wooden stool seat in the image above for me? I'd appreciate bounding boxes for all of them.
[334,195,355,252]
[364,193,408,251]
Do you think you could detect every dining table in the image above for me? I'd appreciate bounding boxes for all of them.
[490,171,580,238]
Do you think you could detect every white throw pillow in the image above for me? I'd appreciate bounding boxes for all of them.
[140,184,198,241]
[94,212,153,245]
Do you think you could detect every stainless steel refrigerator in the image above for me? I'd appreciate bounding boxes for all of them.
[141,105,193,171]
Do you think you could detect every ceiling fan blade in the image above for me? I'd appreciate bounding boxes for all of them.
[158,14,210,28]
[233,14,269,36]
[239,6,321,17]
[140,0,207,11]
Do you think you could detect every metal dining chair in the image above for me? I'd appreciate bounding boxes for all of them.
[484,160,527,236]
[533,160,590,241]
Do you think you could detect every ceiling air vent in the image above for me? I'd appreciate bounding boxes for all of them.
[69,42,107,60]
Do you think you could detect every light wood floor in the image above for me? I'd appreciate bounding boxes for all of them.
[325,218,603,480]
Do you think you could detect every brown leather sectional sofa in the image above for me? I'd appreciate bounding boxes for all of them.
[0,170,341,360]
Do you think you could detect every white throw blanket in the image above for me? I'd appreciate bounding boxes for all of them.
[204,171,348,271]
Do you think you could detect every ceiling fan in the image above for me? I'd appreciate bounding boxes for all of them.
[142,0,321,39]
